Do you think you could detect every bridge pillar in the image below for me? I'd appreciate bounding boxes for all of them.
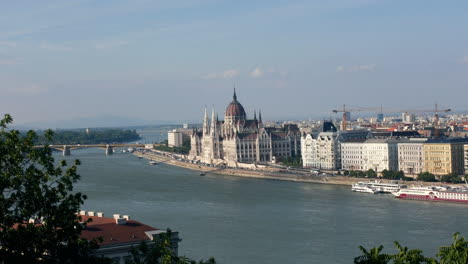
[63,145,71,156]
[106,145,113,155]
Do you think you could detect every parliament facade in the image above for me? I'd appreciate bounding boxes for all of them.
[189,90,300,166]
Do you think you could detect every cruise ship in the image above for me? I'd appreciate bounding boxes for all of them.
[352,181,407,194]
[392,186,468,203]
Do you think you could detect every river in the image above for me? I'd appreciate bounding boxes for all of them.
[58,131,468,263]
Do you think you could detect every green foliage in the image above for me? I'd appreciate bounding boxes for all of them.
[282,155,302,167]
[0,114,106,263]
[440,173,463,184]
[349,170,367,178]
[417,172,437,182]
[437,232,468,264]
[356,233,468,264]
[381,170,406,180]
[366,169,377,178]
[392,241,434,264]
[34,128,140,145]
[155,139,191,155]
[354,245,392,264]
[126,229,216,264]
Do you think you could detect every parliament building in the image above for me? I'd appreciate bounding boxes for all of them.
[189,90,301,166]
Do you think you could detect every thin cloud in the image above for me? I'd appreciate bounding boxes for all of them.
[95,40,129,50]
[40,41,73,51]
[337,64,376,73]
[250,67,263,78]
[0,41,17,48]
[250,67,287,78]
[202,69,239,80]
[223,69,239,79]
[0,58,22,65]
[2,84,48,96]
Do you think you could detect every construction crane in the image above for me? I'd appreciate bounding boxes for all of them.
[388,104,450,138]
[332,104,451,133]
[332,104,382,131]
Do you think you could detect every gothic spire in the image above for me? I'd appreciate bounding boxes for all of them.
[259,109,262,124]
[210,106,217,136]
[254,109,257,120]
[203,107,210,135]
[233,85,237,101]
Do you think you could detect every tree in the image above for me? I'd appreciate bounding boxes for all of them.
[437,232,468,264]
[126,229,216,264]
[354,245,392,264]
[355,233,468,264]
[366,169,377,178]
[0,114,105,263]
[417,172,437,182]
[440,173,463,184]
[392,241,434,264]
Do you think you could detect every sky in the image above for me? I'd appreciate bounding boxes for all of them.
[1,0,467,127]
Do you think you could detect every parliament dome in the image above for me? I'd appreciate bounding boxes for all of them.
[225,89,246,120]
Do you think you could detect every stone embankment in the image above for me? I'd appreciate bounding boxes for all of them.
[134,150,376,186]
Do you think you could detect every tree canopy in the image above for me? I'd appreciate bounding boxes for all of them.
[355,233,468,264]
[0,114,105,263]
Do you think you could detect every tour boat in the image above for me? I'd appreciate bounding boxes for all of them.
[200,172,206,176]
[392,186,468,203]
[149,161,157,165]
[352,181,407,194]
[351,182,379,194]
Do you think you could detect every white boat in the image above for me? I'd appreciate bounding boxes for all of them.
[149,161,157,165]
[352,182,379,194]
[352,180,407,194]
[392,186,468,204]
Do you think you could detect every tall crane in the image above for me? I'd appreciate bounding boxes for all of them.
[332,104,382,131]
[332,104,451,133]
[392,104,450,138]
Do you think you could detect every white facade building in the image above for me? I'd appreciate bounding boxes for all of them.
[362,139,399,172]
[397,139,427,175]
[301,122,370,170]
[168,130,184,147]
[341,139,399,172]
[341,140,366,171]
[301,132,339,170]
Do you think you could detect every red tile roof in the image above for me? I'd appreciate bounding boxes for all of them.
[80,215,157,246]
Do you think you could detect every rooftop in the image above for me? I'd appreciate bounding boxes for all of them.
[80,213,158,246]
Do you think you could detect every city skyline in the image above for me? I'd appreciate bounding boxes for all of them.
[1,0,468,127]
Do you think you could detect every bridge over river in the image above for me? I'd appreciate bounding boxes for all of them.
[36,143,158,156]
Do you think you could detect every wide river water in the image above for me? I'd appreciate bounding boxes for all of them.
[58,132,468,263]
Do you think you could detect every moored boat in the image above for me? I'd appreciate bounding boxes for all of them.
[352,180,407,194]
[352,182,379,194]
[392,186,468,203]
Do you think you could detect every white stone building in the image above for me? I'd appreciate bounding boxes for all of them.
[341,139,399,172]
[168,130,184,147]
[397,139,427,175]
[301,122,369,170]
[341,139,366,171]
[362,139,399,172]
[189,90,301,166]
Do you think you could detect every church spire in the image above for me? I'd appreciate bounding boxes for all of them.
[203,107,210,136]
[210,107,217,136]
[233,85,237,101]
[259,109,262,124]
[254,109,257,120]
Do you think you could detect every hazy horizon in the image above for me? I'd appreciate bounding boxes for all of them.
[2,0,468,126]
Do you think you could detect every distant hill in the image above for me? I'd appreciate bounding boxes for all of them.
[14,115,184,130]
